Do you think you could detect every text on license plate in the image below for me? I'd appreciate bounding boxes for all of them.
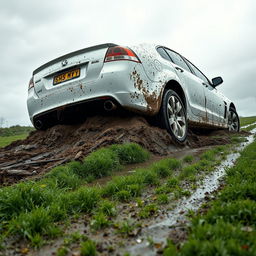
[53,68,80,85]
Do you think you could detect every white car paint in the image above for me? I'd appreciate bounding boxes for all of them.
[27,43,236,130]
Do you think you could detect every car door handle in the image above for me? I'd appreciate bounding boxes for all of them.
[175,67,184,73]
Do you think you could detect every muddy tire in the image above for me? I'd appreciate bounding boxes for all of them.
[228,108,240,132]
[158,89,188,143]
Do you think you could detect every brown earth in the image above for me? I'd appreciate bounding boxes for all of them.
[0,115,240,186]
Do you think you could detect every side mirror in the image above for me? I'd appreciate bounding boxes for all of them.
[212,77,223,87]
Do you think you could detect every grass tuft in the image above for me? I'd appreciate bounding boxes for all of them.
[115,220,138,237]
[80,240,97,256]
[139,204,158,218]
[0,182,56,221]
[183,155,194,163]
[60,187,100,214]
[110,143,150,164]
[81,148,121,178]
[8,207,56,243]
[46,166,82,190]
[97,200,117,217]
[157,194,169,204]
[90,213,110,230]
[115,190,132,202]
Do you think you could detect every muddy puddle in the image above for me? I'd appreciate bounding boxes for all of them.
[0,115,238,186]
[123,129,256,256]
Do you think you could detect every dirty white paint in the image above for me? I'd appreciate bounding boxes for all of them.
[28,43,235,131]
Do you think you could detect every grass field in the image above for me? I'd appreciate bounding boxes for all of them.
[0,119,256,254]
[0,125,34,147]
[0,134,29,147]
[240,116,256,127]
[0,142,230,252]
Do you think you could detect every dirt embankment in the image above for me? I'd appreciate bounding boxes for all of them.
[0,115,238,186]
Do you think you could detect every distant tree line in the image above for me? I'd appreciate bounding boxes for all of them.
[0,124,34,137]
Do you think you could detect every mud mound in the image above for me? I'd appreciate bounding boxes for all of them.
[0,115,236,185]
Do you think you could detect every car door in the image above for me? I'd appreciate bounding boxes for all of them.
[184,59,225,125]
[163,48,207,119]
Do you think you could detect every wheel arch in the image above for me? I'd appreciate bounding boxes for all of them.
[229,102,236,111]
[161,80,187,111]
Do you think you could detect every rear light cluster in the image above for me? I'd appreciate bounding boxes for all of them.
[104,46,141,63]
[28,77,34,90]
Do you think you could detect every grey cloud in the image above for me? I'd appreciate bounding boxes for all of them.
[0,0,255,127]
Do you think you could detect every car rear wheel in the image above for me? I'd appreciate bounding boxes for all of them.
[228,108,240,132]
[159,89,188,143]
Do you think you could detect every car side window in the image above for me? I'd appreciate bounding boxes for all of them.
[165,49,191,73]
[184,59,210,85]
[157,47,171,61]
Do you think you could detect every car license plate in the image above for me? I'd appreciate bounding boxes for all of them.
[53,68,80,85]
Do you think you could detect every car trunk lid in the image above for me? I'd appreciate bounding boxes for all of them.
[32,43,116,98]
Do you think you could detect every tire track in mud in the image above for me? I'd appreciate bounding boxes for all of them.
[124,129,256,256]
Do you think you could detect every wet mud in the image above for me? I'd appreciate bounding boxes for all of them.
[123,130,256,255]
[0,115,242,186]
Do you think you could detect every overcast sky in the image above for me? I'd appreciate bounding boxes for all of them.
[0,0,255,127]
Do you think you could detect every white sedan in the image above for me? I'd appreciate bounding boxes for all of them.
[27,43,240,143]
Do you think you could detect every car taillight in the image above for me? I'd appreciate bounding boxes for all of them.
[28,77,34,90]
[104,46,141,63]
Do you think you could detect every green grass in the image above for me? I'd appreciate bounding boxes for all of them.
[90,213,111,230]
[97,200,117,217]
[115,220,139,237]
[0,125,34,147]
[48,143,151,182]
[0,143,150,246]
[59,187,100,215]
[157,194,169,204]
[0,182,57,221]
[183,155,194,163]
[56,232,87,256]
[167,177,179,187]
[115,190,132,202]
[81,148,121,178]
[155,185,173,194]
[151,158,181,178]
[56,247,69,256]
[80,240,97,256]
[0,142,230,248]
[45,166,82,190]
[138,204,158,218]
[0,134,28,147]
[9,207,61,246]
[242,123,256,132]
[163,140,256,255]
[240,116,256,126]
[110,143,150,164]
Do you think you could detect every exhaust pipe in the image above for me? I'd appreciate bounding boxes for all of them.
[34,119,43,130]
[104,100,117,111]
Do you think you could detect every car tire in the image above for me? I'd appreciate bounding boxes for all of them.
[158,89,188,143]
[228,108,240,132]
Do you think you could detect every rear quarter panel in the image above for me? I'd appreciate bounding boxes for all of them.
[130,44,195,120]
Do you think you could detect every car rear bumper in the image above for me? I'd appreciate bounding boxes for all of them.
[27,61,163,124]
